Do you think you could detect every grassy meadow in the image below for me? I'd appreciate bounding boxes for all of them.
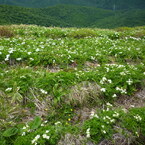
[0,25,145,145]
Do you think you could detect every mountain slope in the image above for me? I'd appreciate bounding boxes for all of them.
[0,0,145,9]
[92,9,145,28]
[0,5,145,28]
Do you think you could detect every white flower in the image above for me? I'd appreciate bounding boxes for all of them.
[22,132,26,136]
[44,121,48,124]
[90,111,99,119]
[106,102,112,107]
[86,133,90,138]
[102,77,107,81]
[41,123,44,126]
[16,58,22,61]
[134,114,142,121]
[101,125,105,128]
[110,119,115,123]
[22,126,26,130]
[143,72,145,75]
[112,94,117,98]
[126,79,133,85]
[86,128,90,138]
[35,135,40,140]
[46,130,49,133]
[20,76,26,79]
[32,135,40,144]
[120,88,127,94]
[5,54,10,61]
[108,79,112,83]
[28,52,32,55]
[90,111,95,118]
[40,89,47,94]
[31,139,35,144]
[5,88,12,92]
[42,134,50,140]
[113,112,119,117]
[0,52,2,54]
[102,130,106,134]
[30,58,34,61]
[106,116,111,120]
[120,72,126,76]
[135,131,139,137]
[94,114,99,118]
[101,88,106,92]
[36,48,40,52]
[55,121,61,125]
[116,87,120,91]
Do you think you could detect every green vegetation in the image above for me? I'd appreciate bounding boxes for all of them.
[0,25,145,144]
[0,5,145,28]
[0,0,145,9]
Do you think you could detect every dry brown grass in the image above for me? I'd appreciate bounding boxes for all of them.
[68,81,101,107]
[0,26,14,38]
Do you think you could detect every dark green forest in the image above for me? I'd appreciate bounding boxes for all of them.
[0,0,145,9]
[0,4,145,28]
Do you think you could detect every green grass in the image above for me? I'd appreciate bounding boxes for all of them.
[0,25,145,145]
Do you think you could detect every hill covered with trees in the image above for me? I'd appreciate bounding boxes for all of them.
[0,0,145,10]
[0,5,145,28]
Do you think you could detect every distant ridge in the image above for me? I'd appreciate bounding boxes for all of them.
[0,0,145,9]
[0,5,145,28]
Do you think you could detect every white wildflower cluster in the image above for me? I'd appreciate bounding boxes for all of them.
[42,130,50,140]
[103,115,115,124]
[106,102,113,107]
[41,120,48,127]
[101,125,107,134]
[104,102,113,111]
[8,48,15,54]
[112,112,119,117]
[116,87,127,94]
[100,77,112,84]
[32,135,40,145]
[21,124,30,136]
[42,134,50,140]
[86,128,90,138]
[90,111,99,119]
[5,54,10,61]
[102,108,119,124]
[40,89,47,94]
[134,114,142,121]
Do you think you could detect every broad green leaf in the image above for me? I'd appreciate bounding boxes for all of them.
[3,127,18,137]
[30,116,41,130]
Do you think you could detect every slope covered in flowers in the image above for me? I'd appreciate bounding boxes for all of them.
[0,25,145,145]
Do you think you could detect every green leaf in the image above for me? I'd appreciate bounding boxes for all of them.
[30,116,41,130]
[3,127,18,137]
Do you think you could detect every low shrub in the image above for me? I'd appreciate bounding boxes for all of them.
[0,26,14,38]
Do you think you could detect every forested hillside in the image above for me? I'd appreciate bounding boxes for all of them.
[0,5,145,28]
[0,0,145,9]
